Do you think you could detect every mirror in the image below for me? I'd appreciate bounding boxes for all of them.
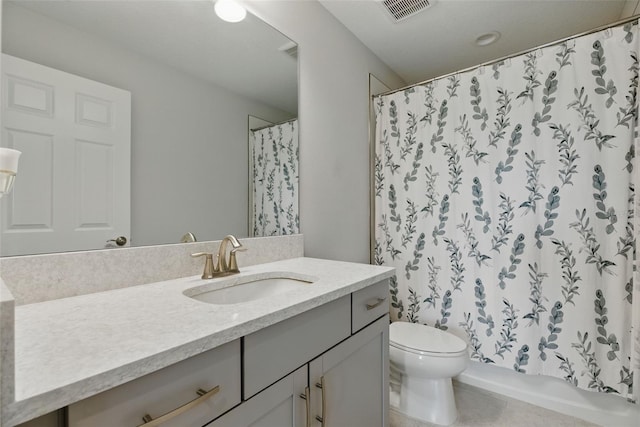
[0,0,298,256]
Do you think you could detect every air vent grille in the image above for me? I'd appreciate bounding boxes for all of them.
[381,0,432,22]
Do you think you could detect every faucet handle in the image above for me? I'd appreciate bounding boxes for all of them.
[191,252,218,279]
[227,246,247,273]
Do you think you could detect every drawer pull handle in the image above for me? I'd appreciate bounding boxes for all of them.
[299,386,311,427]
[315,377,326,424]
[138,385,220,427]
[366,297,386,310]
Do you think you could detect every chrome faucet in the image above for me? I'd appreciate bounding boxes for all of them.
[191,235,246,279]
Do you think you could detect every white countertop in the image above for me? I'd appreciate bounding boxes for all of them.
[6,257,394,425]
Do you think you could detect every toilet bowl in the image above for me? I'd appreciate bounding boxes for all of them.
[389,322,469,426]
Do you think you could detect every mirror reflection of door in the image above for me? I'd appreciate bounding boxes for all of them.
[248,117,299,237]
[1,54,131,256]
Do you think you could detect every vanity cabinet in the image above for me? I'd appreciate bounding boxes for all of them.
[227,279,389,427]
[64,279,390,427]
[209,314,389,427]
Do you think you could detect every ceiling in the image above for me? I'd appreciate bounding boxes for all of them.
[6,0,298,114]
[319,0,637,86]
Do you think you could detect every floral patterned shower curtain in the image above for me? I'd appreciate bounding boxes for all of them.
[250,119,299,236]
[374,21,640,401]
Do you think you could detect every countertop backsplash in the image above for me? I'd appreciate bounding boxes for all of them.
[0,234,304,305]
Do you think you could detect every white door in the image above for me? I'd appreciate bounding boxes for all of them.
[1,54,131,256]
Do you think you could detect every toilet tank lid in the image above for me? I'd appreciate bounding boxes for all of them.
[389,321,467,353]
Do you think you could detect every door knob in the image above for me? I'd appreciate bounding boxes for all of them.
[107,236,127,246]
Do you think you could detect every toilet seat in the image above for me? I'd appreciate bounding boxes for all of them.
[390,322,467,357]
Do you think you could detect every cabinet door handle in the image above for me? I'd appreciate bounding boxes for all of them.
[138,385,220,427]
[366,297,386,310]
[299,386,311,427]
[315,377,326,425]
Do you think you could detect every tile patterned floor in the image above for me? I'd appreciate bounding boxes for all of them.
[390,382,600,427]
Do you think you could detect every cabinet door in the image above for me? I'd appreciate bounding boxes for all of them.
[309,314,389,427]
[207,365,308,427]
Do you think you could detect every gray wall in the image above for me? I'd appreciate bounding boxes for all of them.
[247,1,405,263]
[2,2,292,248]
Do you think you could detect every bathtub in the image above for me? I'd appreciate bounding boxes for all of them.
[456,361,639,427]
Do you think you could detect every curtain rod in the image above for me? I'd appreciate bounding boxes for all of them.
[250,117,297,132]
[376,13,640,98]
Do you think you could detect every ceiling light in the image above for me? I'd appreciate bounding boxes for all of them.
[475,31,501,47]
[214,0,246,23]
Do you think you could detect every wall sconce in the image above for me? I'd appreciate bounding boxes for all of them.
[214,0,247,23]
[0,148,21,198]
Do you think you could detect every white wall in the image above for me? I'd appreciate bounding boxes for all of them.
[247,0,405,263]
[2,2,292,249]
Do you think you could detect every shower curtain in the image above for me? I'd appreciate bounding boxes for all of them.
[250,119,299,236]
[374,21,639,401]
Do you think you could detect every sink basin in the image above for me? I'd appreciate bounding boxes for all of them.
[186,276,314,305]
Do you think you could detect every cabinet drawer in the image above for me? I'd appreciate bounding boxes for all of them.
[68,339,241,427]
[16,411,61,427]
[244,296,350,398]
[352,280,389,333]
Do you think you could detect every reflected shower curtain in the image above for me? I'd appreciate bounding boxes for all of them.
[374,21,639,401]
[250,119,299,236]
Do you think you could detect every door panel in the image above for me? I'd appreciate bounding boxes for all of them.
[1,54,131,256]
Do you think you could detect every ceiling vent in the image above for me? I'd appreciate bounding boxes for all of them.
[380,0,434,23]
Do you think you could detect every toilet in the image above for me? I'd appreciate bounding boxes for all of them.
[389,322,469,426]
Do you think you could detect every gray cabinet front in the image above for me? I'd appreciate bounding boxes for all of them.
[61,280,390,427]
[206,366,308,427]
[310,315,389,427]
